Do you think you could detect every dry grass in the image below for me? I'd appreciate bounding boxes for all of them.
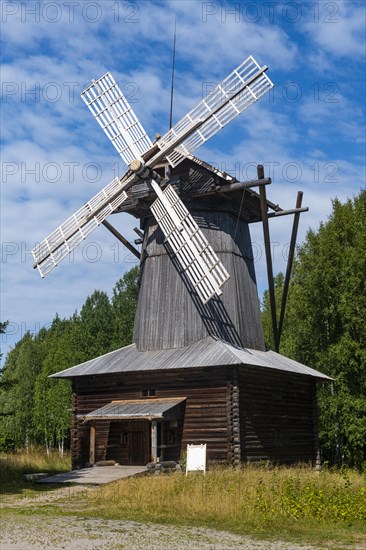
[0,447,71,495]
[89,464,366,545]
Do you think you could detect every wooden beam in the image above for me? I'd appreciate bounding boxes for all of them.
[89,422,95,465]
[192,177,271,198]
[267,206,308,218]
[102,220,141,259]
[133,227,144,239]
[278,191,303,349]
[257,165,279,352]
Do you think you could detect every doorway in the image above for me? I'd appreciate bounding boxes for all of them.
[106,421,149,465]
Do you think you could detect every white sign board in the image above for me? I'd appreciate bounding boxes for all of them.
[186,444,206,475]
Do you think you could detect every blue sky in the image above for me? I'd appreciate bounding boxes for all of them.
[1,0,365,361]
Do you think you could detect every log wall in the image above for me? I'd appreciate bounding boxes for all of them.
[227,367,241,466]
[238,367,317,464]
[71,367,229,469]
[71,366,318,469]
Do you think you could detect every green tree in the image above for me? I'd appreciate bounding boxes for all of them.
[262,191,366,468]
[111,266,139,348]
[0,332,44,449]
[32,314,84,453]
[0,322,12,391]
[80,290,115,359]
[0,321,8,359]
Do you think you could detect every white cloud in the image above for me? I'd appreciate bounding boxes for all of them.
[300,2,365,58]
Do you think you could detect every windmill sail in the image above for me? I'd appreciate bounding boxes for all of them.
[33,55,274,305]
[32,177,128,277]
[150,180,229,303]
[158,55,273,167]
[81,72,153,165]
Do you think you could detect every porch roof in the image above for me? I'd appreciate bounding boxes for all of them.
[83,397,186,421]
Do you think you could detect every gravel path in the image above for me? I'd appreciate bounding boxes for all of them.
[0,514,320,550]
[0,485,93,508]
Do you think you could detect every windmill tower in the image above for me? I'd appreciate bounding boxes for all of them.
[34,57,329,469]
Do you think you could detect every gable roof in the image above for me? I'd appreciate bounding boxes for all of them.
[51,337,331,381]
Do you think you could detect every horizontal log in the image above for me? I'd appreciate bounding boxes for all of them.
[267,206,309,219]
[192,178,271,199]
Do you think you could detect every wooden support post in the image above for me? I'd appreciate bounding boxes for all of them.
[89,422,95,465]
[278,191,303,348]
[102,220,141,259]
[160,422,164,462]
[257,165,279,352]
[151,421,158,463]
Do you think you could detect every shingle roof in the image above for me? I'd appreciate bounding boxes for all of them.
[51,337,332,381]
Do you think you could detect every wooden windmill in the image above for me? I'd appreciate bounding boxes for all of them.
[34,57,329,469]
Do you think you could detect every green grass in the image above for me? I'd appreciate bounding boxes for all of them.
[0,447,71,497]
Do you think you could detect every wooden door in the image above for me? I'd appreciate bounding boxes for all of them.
[128,430,146,465]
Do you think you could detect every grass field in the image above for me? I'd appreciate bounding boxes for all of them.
[1,450,365,548]
[0,447,71,496]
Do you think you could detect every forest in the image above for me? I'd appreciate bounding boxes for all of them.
[1,191,365,469]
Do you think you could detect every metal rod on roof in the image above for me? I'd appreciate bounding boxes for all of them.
[277,191,303,349]
[102,220,141,259]
[257,164,279,352]
[169,18,177,129]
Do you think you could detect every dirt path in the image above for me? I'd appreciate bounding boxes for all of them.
[0,514,320,549]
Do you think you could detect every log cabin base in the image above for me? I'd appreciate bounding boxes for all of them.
[57,340,331,470]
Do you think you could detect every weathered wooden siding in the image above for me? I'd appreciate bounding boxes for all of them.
[238,368,317,464]
[133,210,265,352]
[71,368,229,469]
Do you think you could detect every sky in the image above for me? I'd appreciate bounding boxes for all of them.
[1,0,365,362]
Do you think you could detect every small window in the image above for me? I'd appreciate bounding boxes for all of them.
[121,432,128,445]
[140,388,156,397]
